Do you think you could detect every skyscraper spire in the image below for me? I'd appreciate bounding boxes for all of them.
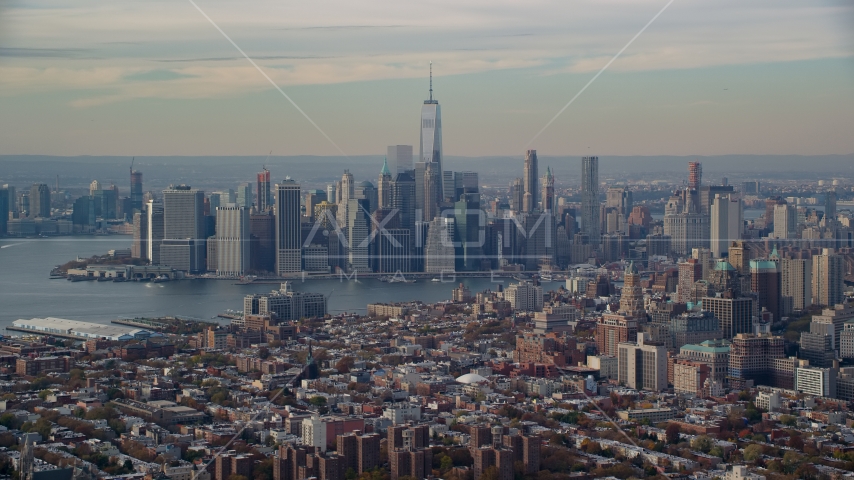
[429,61,433,102]
[380,157,390,176]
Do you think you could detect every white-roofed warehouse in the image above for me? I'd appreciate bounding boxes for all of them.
[12,317,154,341]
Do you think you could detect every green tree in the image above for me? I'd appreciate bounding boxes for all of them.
[665,423,681,444]
[309,396,327,407]
[691,435,714,453]
[779,414,797,426]
[440,455,453,472]
[743,444,763,462]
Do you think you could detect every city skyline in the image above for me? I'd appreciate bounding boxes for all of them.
[1,1,853,157]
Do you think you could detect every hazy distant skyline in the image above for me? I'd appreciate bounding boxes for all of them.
[1,0,853,157]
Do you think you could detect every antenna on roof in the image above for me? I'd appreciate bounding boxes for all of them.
[429,61,433,102]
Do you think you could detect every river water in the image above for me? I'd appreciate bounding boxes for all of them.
[0,236,531,330]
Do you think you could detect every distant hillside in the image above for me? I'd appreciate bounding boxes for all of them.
[1,154,851,192]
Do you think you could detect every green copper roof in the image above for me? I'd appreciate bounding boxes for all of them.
[715,260,736,271]
[681,339,731,354]
[750,259,778,271]
[380,157,391,176]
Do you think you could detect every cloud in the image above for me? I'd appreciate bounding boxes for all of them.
[0,0,851,104]
[0,47,89,58]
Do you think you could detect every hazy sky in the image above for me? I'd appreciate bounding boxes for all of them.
[1,0,853,157]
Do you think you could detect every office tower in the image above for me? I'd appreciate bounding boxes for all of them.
[216,205,250,276]
[710,194,743,257]
[728,333,784,388]
[236,182,253,208]
[596,315,638,357]
[729,240,750,276]
[339,170,354,206]
[781,257,812,312]
[678,258,703,304]
[424,216,455,274]
[664,191,710,255]
[275,180,302,274]
[390,171,416,245]
[800,323,835,368]
[424,162,441,221]
[161,186,205,273]
[680,339,731,385]
[693,247,713,281]
[825,191,837,224]
[414,161,426,220]
[325,184,336,205]
[617,333,668,391]
[522,149,538,213]
[581,156,600,244]
[525,207,557,266]
[354,180,377,216]
[606,186,633,218]
[29,183,50,218]
[795,365,837,398]
[741,181,760,195]
[420,63,442,167]
[773,203,796,239]
[374,222,411,274]
[670,311,722,350]
[378,158,392,209]
[841,322,854,360]
[620,262,645,319]
[646,233,671,257]
[131,211,148,260]
[387,145,413,175]
[812,249,844,307]
[709,260,740,296]
[405,220,426,272]
[301,190,321,222]
[457,171,479,194]
[509,178,524,214]
[541,166,555,213]
[143,202,164,264]
[703,296,754,339]
[750,259,781,321]
[257,167,272,212]
[19,192,29,217]
[688,161,702,189]
[130,168,143,212]
[442,170,456,202]
[453,193,484,271]
[345,199,370,272]
[2,185,16,218]
[698,185,734,215]
[813,303,854,353]
[0,188,8,236]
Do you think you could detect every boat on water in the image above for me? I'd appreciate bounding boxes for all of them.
[431,278,441,282]
[153,275,170,283]
[112,277,127,283]
[388,278,416,284]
